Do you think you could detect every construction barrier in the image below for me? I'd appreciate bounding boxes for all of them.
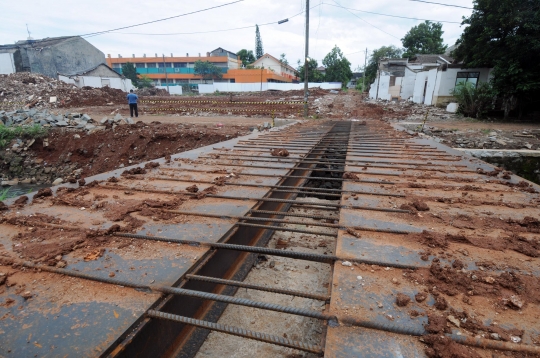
[145,107,300,114]
[141,100,305,105]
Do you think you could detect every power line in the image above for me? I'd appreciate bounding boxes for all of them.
[111,23,272,36]
[346,50,367,55]
[324,3,461,23]
[97,3,322,37]
[330,0,400,40]
[408,0,473,9]
[80,0,244,38]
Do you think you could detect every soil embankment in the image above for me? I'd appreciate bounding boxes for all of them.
[0,122,251,184]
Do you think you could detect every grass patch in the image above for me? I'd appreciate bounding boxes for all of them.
[0,187,11,201]
[0,124,48,149]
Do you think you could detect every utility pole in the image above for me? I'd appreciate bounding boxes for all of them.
[162,54,170,94]
[303,0,309,118]
[362,48,368,93]
[375,68,381,100]
[260,67,263,92]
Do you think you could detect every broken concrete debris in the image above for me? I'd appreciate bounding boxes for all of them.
[0,109,134,132]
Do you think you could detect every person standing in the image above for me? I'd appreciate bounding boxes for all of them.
[127,89,138,118]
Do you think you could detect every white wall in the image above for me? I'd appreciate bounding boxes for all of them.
[377,75,391,100]
[198,82,341,94]
[424,68,438,105]
[156,86,183,95]
[58,75,134,92]
[255,56,283,74]
[435,67,492,98]
[388,77,403,99]
[412,71,430,104]
[0,53,15,74]
[369,78,378,99]
[400,67,417,100]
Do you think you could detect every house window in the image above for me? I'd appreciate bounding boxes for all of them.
[101,79,111,87]
[455,72,480,86]
[158,62,172,68]
[389,76,396,87]
[135,63,146,68]
[173,62,187,68]
[147,63,157,68]
[112,63,122,69]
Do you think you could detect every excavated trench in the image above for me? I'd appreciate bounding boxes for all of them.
[105,122,352,357]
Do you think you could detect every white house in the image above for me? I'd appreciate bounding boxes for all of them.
[58,63,134,92]
[251,53,299,82]
[369,54,493,106]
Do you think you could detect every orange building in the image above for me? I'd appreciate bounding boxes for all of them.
[223,68,296,83]
[106,48,298,89]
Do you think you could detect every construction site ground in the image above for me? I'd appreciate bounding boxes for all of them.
[1,79,540,357]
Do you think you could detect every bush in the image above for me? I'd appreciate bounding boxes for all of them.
[355,81,366,92]
[0,124,48,149]
[451,82,495,118]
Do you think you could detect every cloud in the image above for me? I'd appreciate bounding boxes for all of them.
[0,0,473,70]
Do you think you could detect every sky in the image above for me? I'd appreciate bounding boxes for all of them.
[0,0,474,70]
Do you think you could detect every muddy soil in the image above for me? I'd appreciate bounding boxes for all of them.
[0,122,252,182]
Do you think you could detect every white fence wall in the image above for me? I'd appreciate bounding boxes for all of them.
[0,53,16,74]
[198,82,342,94]
[424,68,438,105]
[156,86,183,95]
[400,67,417,100]
[58,75,134,92]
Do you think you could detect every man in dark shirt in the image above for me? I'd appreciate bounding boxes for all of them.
[127,89,138,118]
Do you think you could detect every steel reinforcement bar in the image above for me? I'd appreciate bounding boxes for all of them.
[7,260,540,355]
[145,311,323,354]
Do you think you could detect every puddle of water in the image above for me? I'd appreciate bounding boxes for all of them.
[483,156,540,185]
[1,184,51,199]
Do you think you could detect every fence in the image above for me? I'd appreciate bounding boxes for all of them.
[156,86,183,95]
[198,82,342,94]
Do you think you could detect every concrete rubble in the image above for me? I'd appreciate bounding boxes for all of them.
[0,72,167,111]
[0,109,135,132]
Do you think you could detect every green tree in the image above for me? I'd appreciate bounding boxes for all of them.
[364,46,403,90]
[138,74,153,88]
[237,49,256,67]
[279,53,289,66]
[453,0,540,118]
[297,59,325,82]
[121,62,139,87]
[401,21,447,59]
[255,25,264,59]
[322,46,352,87]
[451,82,495,118]
[194,60,223,83]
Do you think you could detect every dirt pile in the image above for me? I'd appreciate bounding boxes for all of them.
[407,262,540,307]
[0,122,251,183]
[270,148,289,157]
[0,72,128,109]
[136,87,169,96]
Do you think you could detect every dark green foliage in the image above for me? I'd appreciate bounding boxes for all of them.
[364,46,403,90]
[453,0,540,118]
[138,74,153,88]
[121,62,139,87]
[0,124,48,149]
[194,60,223,83]
[297,59,325,82]
[451,82,495,118]
[237,49,256,67]
[255,25,264,59]
[279,53,289,66]
[402,21,447,59]
[322,46,352,87]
